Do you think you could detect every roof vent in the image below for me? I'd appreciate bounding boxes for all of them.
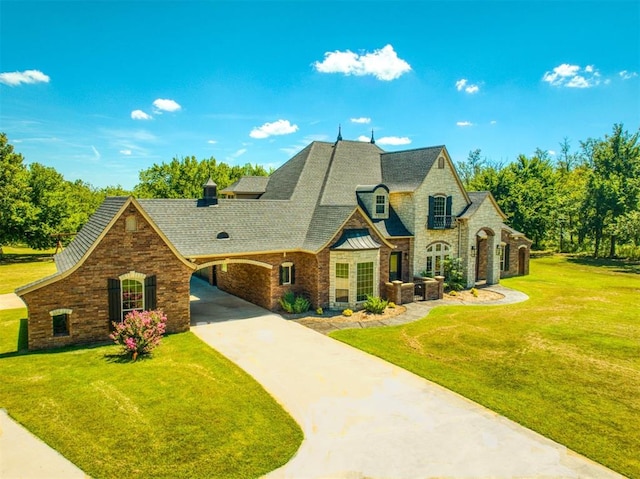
[201,178,218,206]
[216,232,229,240]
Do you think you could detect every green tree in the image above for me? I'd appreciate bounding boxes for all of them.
[581,124,640,257]
[457,149,486,188]
[0,133,37,248]
[134,156,270,199]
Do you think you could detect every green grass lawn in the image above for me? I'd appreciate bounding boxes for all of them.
[0,245,57,294]
[331,256,640,478]
[0,250,302,479]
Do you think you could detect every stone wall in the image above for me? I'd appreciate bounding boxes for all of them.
[21,204,194,350]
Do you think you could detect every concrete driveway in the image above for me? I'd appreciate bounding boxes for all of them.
[189,278,622,479]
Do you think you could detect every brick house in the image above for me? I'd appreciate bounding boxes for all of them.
[17,137,531,350]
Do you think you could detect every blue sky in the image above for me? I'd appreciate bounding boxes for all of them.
[1,0,639,190]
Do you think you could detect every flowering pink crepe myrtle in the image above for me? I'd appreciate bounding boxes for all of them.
[110,310,167,360]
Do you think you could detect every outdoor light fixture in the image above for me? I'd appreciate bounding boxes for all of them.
[470,245,476,257]
[496,245,502,256]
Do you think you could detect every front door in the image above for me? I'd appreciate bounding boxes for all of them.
[389,252,402,282]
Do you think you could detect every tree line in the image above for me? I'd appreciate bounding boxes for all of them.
[457,124,640,258]
[2,124,639,258]
[0,133,270,250]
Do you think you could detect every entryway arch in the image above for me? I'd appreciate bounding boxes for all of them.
[475,227,499,284]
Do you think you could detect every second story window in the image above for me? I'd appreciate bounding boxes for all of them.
[428,195,453,229]
[375,195,387,215]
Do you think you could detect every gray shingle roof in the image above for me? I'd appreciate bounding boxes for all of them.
[220,176,269,195]
[381,146,444,192]
[458,191,490,219]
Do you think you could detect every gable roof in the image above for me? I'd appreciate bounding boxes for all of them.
[16,197,196,296]
[380,146,443,192]
[458,191,507,220]
[220,176,269,195]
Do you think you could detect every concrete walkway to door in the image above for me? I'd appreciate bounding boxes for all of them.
[189,279,623,479]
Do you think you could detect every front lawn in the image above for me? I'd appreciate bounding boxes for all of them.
[0,249,302,479]
[331,256,640,478]
[0,245,56,294]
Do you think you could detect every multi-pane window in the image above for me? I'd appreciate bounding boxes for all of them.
[433,196,446,227]
[335,263,349,303]
[356,262,374,301]
[425,242,450,277]
[375,195,386,215]
[122,279,144,318]
[52,313,69,336]
[501,244,510,271]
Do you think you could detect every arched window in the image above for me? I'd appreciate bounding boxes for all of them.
[425,242,451,277]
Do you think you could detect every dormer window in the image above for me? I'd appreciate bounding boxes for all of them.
[375,195,387,215]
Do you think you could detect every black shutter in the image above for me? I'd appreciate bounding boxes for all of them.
[145,275,157,310]
[427,196,435,229]
[108,278,121,323]
[446,196,453,228]
[291,265,296,285]
[279,266,284,285]
[504,245,510,270]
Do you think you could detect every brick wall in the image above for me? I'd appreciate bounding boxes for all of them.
[21,204,194,350]
[500,230,532,277]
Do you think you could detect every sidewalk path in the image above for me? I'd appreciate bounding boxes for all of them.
[190,280,623,479]
[0,410,87,479]
[0,293,25,311]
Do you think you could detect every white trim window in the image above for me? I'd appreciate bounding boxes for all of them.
[119,271,146,318]
[425,242,451,277]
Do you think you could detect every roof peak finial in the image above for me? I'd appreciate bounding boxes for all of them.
[370,129,375,144]
[337,124,343,142]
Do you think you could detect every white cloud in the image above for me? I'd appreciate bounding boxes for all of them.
[314,44,411,81]
[456,121,473,127]
[351,117,371,124]
[207,140,218,144]
[490,120,497,125]
[620,70,638,80]
[0,69,50,86]
[548,150,556,156]
[152,98,181,112]
[250,119,298,139]
[542,63,601,88]
[226,148,248,162]
[357,135,370,142]
[131,109,152,120]
[376,136,411,146]
[455,78,479,93]
[91,146,101,160]
[120,149,132,155]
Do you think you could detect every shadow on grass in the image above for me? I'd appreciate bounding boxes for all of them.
[566,255,640,274]
[0,340,111,360]
[0,253,54,265]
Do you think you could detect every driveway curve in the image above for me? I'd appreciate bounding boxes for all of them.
[190,279,622,479]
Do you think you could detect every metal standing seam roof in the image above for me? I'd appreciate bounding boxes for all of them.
[330,228,382,250]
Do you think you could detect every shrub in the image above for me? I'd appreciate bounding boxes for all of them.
[110,310,167,361]
[293,296,310,314]
[342,309,353,317]
[444,257,465,291]
[471,287,479,297]
[279,291,310,314]
[449,290,459,297]
[388,302,396,309]
[363,295,388,314]
[316,307,323,315]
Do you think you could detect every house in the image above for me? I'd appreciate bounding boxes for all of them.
[17,136,531,350]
